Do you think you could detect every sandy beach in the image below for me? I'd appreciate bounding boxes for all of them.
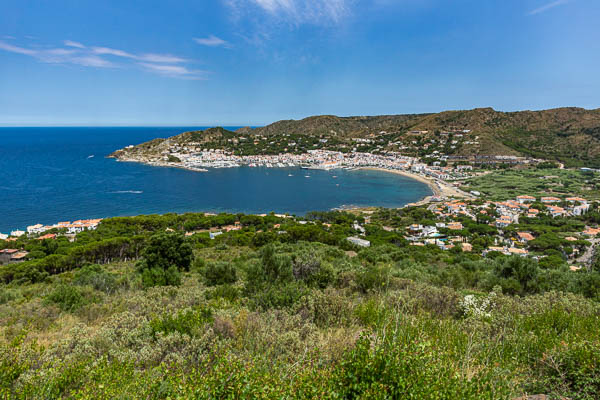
[361,167,474,200]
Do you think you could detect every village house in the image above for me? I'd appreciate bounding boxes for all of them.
[10,230,25,237]
[516,195,536,204]
[517,232,535,243]
[508,247,529,256]
[547,206,566,218]
[495,216,513,228]
[27,224,46,235]
[583,227,600,237]
[447,222,463,230]
[0,249,18,264]
[541,196,561,204]
[10,251,29,263]
[526,209,539,218]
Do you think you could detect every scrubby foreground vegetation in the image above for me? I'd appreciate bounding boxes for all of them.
[1,211,600,399]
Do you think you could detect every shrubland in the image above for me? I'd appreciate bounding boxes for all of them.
[1,210,599,399]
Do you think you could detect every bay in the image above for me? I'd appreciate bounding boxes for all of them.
[0,127,432,232]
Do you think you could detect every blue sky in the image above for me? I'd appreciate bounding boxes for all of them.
[0,0,598,126]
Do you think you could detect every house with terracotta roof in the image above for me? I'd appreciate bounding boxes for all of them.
[547,206,566,218]
[10,251,29,263]
[0,249,18,264]
[37,233,57,240]
[541,196,561,204]
[566,197,587,204]
[526,209,539,218]
[508,247,528,256]
[517,232,535,243]
[583,227,600,237]
[516,195,536,204]
[495,216,513,228]
[447,222,463,230]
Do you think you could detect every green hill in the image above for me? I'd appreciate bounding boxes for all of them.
[110,107,600,167]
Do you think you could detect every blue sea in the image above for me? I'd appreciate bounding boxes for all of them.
[0,127,432,233]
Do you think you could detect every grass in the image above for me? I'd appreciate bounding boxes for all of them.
[462,168,600,200]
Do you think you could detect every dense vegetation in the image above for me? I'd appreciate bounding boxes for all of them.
[463,168,600,200]
[1,210,600,399]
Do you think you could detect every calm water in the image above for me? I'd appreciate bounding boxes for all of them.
[0,127,432,232]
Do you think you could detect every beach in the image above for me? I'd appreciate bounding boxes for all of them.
[360,167,474,200]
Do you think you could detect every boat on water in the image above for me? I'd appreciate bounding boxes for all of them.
[87,155,94,159]
[288,174,293,177]
[305,175,310,178]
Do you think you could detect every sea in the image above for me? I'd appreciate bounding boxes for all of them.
[0,127,432,233]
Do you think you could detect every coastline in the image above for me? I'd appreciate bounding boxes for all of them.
[112,157,468,202]
[359,167,474,202]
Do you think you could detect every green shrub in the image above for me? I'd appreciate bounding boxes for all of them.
[149,306,213,338]
[201,261,237,286]
[73,264,119,294]
[530,341,600,400]
[355,264,391,293]
[205,284,240,302]
[334,334,506,399]
[45,284,86,312]
[136,233,193,288]
[0,287,23,305]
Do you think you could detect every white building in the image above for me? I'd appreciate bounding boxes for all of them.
[10,230,25,237]
[347,236,370,247]
[27,224,45,235]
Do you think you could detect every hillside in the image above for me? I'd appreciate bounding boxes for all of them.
[110,107,600,167]
[2,209,600,398]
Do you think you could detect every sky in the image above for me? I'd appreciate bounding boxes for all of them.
[0,0,599,126]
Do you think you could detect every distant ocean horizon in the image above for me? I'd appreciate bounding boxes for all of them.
[0,127,432,233]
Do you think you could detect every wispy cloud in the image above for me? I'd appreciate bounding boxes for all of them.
[528,0,572,15]
[64,40,85,48]
[92,46,186,63]
[225,0,351,26]
[138,62,207,79]
[194,35,231,47]
[91,46,134,58]
[0,39,199,78]
[0,40,115,67]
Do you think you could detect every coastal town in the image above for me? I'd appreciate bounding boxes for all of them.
[4,125,600,271]
[3,191,599,271]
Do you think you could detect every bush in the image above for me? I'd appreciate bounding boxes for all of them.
[73,264,119,294]
[531,341,600,400]
[201,261,237,286]
[334,334,506,399]
[355,264,391,293]
[137,233,193,288]
[45,284,86,312]
[149,306,213,338]
[205,284,240,302]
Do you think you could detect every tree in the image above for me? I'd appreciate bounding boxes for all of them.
[136,233,193,288]
[494,256,539,294]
